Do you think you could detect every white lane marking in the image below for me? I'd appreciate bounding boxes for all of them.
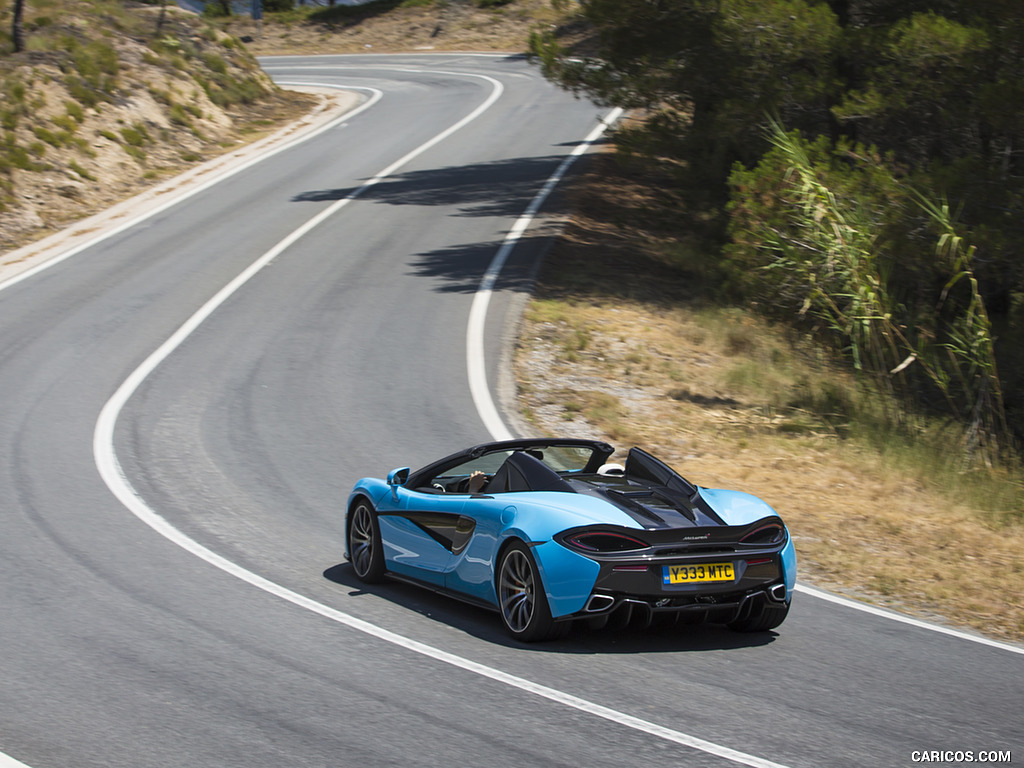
[467,107,625,441]
[261,52,515,66]
[87,80,792,765]
[0,85,381,295]
[796,584,1024,655]
[0,752,33,768]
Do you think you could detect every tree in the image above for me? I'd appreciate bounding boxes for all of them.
[13,0,25,53]
[532,0,843,203]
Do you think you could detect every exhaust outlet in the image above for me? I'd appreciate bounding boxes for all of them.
[768,584,788,602]
[584,594,615,613]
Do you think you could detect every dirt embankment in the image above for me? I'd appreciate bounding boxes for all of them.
[0,4,315,254]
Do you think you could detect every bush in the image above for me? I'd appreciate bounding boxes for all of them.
[119,123,152,147]
[727,124,1009,458]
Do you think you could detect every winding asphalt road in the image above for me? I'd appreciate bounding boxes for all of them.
[0,54,1021,768]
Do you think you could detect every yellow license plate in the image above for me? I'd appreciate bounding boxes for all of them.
[663,562,735,584]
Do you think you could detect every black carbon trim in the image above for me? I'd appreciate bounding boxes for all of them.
[402,510,476,555]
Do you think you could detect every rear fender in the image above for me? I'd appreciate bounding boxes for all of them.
[781,534,797,599]
[499,531,599,618]
[699,487,781,526]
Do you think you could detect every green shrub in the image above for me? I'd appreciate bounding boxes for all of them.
[728,122,1009,460]
[201,52,229,75]
[1,110,20,132]
[65,75,107,108]
[122,144,146,163]
[52,114,78,133]
[6,80,27,105]
[5,144,47,171]
[149,87,172,106]
[119,123,151,147]
[65,101,85,123]
[68,160,96,181]
[197,72,265,108]
[33,126,67,147]
[168,103,192,126]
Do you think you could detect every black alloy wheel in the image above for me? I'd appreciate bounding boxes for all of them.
[349,500,385,583]
[497,541,564,642]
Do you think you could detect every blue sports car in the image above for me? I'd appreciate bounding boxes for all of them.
[345,439,796,641]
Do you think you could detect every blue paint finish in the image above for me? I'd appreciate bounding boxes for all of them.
[699,487,780,526]
[781,534,798,600]
[378,515,448,586]
[529,539,600,617]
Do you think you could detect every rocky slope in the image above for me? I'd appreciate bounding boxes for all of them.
[0,2,312,252]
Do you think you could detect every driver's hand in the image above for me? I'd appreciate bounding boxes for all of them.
[468,471,487,494]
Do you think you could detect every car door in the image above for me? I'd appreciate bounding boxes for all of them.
[377,486,468,587]
[444,494,510,604]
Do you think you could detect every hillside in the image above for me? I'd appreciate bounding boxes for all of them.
[225,0,575,56]
[0,0,316,252]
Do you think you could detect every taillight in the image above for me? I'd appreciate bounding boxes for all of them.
[740,524,785,545]
[565,531,650,552]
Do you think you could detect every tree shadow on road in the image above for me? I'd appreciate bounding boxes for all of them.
[405,232,556,295]
[292,154,571,220]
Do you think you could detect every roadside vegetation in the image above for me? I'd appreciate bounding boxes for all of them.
[523,0,1024,640]
[531,0,1024,467]
[515,146,1024,641]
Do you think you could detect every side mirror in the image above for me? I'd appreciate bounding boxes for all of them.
[387,467,410,487]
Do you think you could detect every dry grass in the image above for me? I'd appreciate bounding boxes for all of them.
[514,150,1024,643]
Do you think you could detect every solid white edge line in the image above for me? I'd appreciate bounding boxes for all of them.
[467,107,625,441]
[795,584,1024,655]
[0,753,32,768]
[97,421,791,768]
[0,68,496,768]
[86,80,794,767]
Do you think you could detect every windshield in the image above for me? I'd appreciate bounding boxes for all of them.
[405,439,614,492]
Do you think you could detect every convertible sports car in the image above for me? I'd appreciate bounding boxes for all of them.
[345,439,796,641]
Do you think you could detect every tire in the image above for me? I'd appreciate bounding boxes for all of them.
[727,596,790,632]
[497,541,561,642]
[348,500,385,583]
